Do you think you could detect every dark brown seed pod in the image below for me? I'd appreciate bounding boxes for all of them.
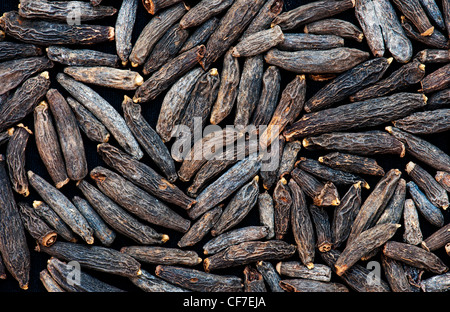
[386,126,450,172]
[383,241,448,274]
[188,153,262,220]
[258,193,275,240]
[122,96,177,183]
[129,3,187,67]
[375,178,407,226]
[320,249,391,292]
[421,223,450,252]
[133,45,206,103]
[331,182,362,248]
[381,254,414,292]
[420,0,445,29]
[203,226,269,255]
[420,272,450,292]
[259,74,306,150]
[419,63,450,93]
[66,97,110,144]
[234,55,264,127]
[335,223,401,276]
[304,18,364,42]
[39,241,142,278]
[407,181,444,227]
[231,26,285,58]
[6,124,31,197]
[46,46,120,68]
[435,171,450,193]
[39,269,65,292]
[18,202,57,248]
[347,169,402,244]
[129,269,189,292]
[304,57,393,113]
[115,0,138,66]
[403,199,423,246]
[142,23,189,75]
[286,93,427,141]
[211,175,260,236]
[277,33,344,51]
[120,246,202,266]
[277,141,302,179]
[57,73,143,160]
[350,58,426,102]
[406,161,449,210]
[90,166,190,233]
[272,0,355,30]
[256,261,284,293]
[279,279,349,292]
[276,262,332,282]
[18,0,117,21]
[33,200,77,243]
[0,155,30,290]
[264,48,370,74]
[391,0,435,36]
[28,171,94,245]
[76,179,169,245]
[179,17,220,54]
[157,67,204,143]
[318,152,385,176]
[155,265,243,292]
[179,0,233,29]
[289,179,315,269]
[97,143,195,210]
[309,205,333,253]
[46,89,88,181]
[273,178,292,240]
[415,49,450,63]
[355,0,385,57]
[33,101,69,189]
[177,205,223,248]
[200,0,266,70]
[243,265,267,292]
[240,0,284,40]
[291,168,341,207]
[401,16,449,49]
[260,135,285,191]
[72,196,115,247]
[203,240,296,272]
[0,11,114,45]
[142,0,184,15]
[0,41,42,61]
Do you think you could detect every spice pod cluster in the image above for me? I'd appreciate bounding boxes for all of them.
[0,0,449,293]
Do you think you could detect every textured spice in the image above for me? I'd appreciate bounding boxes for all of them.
[18,202,57,248]
[6,124,31,197]
[318,152,385,176]
[240,0,284,40]
[277,141,302,179]
[142,0,183,15]
[46,46,120,68]
[279,33,344,51]
[179,17,220,54]
[257,193,275,240]
[420,273,450,292]
[419,0,445,29]
[403,199,423,246]
[401,16,449,49]
[273,178,292,240]
[39,269,64,292]
[391,0,435,36]
[419,63,450,93]
[415,49,450,63]
[231,26,284,58]
[421,223,450,252]
[394,109,450,135]
[243,265,267,292]
[407,181,445,228]
[309,205,333,252]
[179,0,233,29]
[0,41,42,61]
[256,261,284,292]
[355,0,385,57]
[304,18,364,42]
[129,269,189,292]
[178,206,222,248]
[279,279,349,292]
[115,0,138,66]
[381,254,414,292]
[276,262,331,282]
[120,246,202,266]
[251,66,281,127]
[435,171,450,193]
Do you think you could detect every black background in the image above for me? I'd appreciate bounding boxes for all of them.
[0,0,449,299]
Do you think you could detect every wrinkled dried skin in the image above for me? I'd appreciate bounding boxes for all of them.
[375,178,406,226]
[304,18,364,42]
[407,181,445,227]
[179,0,233,29]
[276,262,332,282]
[0,41,42,61]
[309,205,333,252]
[319,152,385,176]
[391,0,434,35]
[40,269,65,292]
[129,269,189,292]
[251,66,281,127]
[416,49,450,63]
[277,141,302,179]
[355,0,385,57]
[244,265,267,292]
[420,63,450,93]
[18,0,117,21]
[178,206,222,248]
[46,46,120,67]
[264,48,370,74]
[401,17,449,49]
[179,17,220,54]
[256,261,284,292]
[350,58,426,102]
[273,178,292,240]
[278,33,344,51]
[383,241,449,274]
[121,246,201,266]
[421,273,450,292]
[115,0,138,66]
[6,125,31,197]
[0,11,114,45]
[18,202,57,247]
[240,0,284,40]
[403,199,423,246]
[421,223,450,252]
[143,0,184,15]
[421,0,445,29]
[280,279,349,292]
[435,171,450,192]
[305,57,392,113]
[257,193,275,240]
[381,254,414,292]
[232,26,284,58]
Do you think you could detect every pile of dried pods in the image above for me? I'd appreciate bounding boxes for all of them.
[0,0,449,293]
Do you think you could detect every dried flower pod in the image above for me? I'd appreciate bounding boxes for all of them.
[309,205,332,252]
[231,26,285,58]
[18,202,57,248]
[142,0,184,15]
[39,269,64,292]
[304,18,364,42]
[420,63,450,93]
[0,41,42,61]
[179,0,233,29]
[129,269,189,292]
[279,279,349,292]
[276,262,332,282]
[421,223,450,252]
[278,33,345,51]
[240,0,284,40]
[277,141,302,179]
[318,152,385,176]
[381,254,414,292]
[401,16,449,49]
[6,124,31,197]
[258,193,275,240]
[115,0,138,66]
[178,206,222,248]
[120,246,202,266]
[420,273,450,292]
[415,49,450,63]
[243,265,267,292]
[180,18,220,54]
[355,0,385,57]
[46,46,120,68]
[407,181,445,228]
[391,0,435,36]
[256,261,284,293]
[273,178,292,240]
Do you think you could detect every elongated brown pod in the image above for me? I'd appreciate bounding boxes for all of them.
[240,0,284,40]
[129,3,187,67]
[33,101,69,189]
[309,205,332,252]
[251,66,281,128]
[259,74,306,150]
[97,143,195,210]
[383,241,448,274]
[264,48,370,74]
[335,223,401,276]
[133,45,206,103]
[279,33,344,52]
[276,262,332,282]
[0,155,30,290]
[122,96,177,183]
[319,152,385,176]
[421,272,450,292]
[347,169,402,244]
[179,17,220,54]
[76,179,169,245]
[39,241,142,278]
[0,11,114,45]
[6,124,31,197]
[392,109,450,135]
[304,18,364,42]
[273,178,292,240]
[420,63,450,93]
[391,0,435,36]
[355,0,385,57]
[204,240,296,272]
[243,265,267,292]
[415,49,450,63]
[116,0,138,66]
[17,202,57,247]
[0,41,42,61]
[280,279,349,292]
[142,0,183,14]
[289,178,315,269]
[28,171,94,245]
[284,93,427,141]
[200,0,266,70]
[0,71,51,132]
[401,16,449,49]
[46,89,88,181]
[381,254,414,292]
[129,268,189,292]
[257,193,275,240]
[120,246,202,266]
[407,181,444,227]
[18,0,117,21]
[403,199,423,246]
[40,269,65,292]
[46,46,120,68]
[179,0,233,29]
[57,73,143,160]
[90,166,190,233]
[422,223,450,252]
[232,26,284,58]
[256,261,284,292]
[375,178,406,226]
[0,128,13,147]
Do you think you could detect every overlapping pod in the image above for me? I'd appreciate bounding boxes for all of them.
[304,18,364,42]
[18,201,57,248]
[46,46,120,67]
[6,124,31,197]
